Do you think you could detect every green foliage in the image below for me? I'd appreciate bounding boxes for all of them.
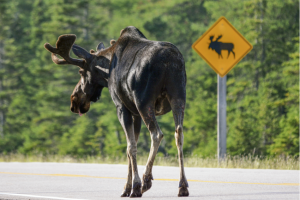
[268,38,299,156]
[0,0,298,158]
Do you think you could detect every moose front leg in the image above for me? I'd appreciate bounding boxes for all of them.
[121,116,142,197]
[117,105,142,198]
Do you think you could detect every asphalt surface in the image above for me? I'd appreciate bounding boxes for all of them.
[0,162,298,200]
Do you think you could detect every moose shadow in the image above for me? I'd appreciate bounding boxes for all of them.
[208,35,235,59]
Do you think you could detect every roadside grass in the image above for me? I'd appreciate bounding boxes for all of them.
[0,153,298,170]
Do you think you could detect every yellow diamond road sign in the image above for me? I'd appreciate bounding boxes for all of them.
[192,16,253,77]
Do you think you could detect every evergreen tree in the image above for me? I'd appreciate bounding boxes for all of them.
[0,0,298,157]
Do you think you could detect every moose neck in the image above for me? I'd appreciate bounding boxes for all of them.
[93,45,115,88]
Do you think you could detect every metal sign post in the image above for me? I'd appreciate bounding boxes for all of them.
[217,75,227,162]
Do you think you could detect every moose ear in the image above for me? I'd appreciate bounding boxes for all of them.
[110,39,116,46]
[96,42,105,51]
[72,44,93,60]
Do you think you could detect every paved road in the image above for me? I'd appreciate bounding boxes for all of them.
[0,162,298,200]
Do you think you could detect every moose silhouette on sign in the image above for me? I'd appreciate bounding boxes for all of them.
[208,35,235,59]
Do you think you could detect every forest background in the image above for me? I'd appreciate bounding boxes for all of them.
[0,0,298,159]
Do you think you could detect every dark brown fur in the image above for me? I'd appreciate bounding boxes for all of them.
[44,26,189,197]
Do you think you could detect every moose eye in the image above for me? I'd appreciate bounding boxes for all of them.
[78,70,84,75]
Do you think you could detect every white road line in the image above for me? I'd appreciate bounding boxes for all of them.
[0,192,88,200]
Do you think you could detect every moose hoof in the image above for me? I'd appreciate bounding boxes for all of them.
[142,174,153,193]
[120,188,131,197]
[130,182,142,198]
[178,187,189,197]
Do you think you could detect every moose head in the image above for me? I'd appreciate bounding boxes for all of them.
[44,35,110,115]
[208,35,222,50]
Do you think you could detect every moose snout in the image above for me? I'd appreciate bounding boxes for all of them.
[70,94,90,115]
[70,101,78,113]
[70,94,79,113]
[70,105,75,112]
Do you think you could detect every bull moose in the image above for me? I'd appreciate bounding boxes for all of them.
[44,26,189,197]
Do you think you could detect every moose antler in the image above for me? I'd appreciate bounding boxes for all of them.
[44,34,85,68]
[209,35,214,41]
[216,35,222,41]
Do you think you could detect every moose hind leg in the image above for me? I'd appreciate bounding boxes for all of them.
[175,125,189,196]
[227,50,231,58]
[121,153,133,197]
[139,106,163,194]
[171,101,189,197]
[117,105,142,198]
[120,115,142,197]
